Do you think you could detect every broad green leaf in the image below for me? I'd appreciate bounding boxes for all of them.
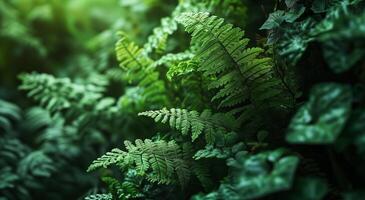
[287,83,352,144]
[260,6,305,30]
[217,149,299,199]
[322,40,365,73]
[260,11,286,30]
[284,4,306,23]
[277,19,316,66]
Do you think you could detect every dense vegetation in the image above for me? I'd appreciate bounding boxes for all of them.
[1,0,365,199]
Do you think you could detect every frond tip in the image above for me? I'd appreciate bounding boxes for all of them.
[87,148,125,172]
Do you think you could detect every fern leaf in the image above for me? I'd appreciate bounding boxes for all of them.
[138,108,238,144]
[0,99,21,133]
[143,17,178,55]
[88,139,192,187]
[84,194,113,200]
[87,148,126,172]
[176,12,291,120]
[115,33,168,107]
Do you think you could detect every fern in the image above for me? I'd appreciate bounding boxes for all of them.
[102,176,143,200]
[0,99,21,133]
[88,139,192,186]
[143,17,177,56]
[84,193,113,200]
[176,12,291,126]
[166,60,198,80]
[141,0,235,56]
[86,148,126,172]
[18,73,121,132]
[115,33,169,108]
[153,51,195,68]
[138,108,238,144]
[19,72,103,113]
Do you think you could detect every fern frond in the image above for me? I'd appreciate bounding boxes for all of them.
[18,73,103,113]
[166,60,198,80]
[0,99,21,133]
[176,12,290,112]
[0,138,29,165]
[87,148,126,172]
[18,73,121,132]
[23,107,52,132]
[102,176,143,199]
[115,33,168,107]
[116,32,154,75]
[84,193,113,200]
[143,17,178,55]
[88,139,192,186]
[153,51,195,68]
[138,108,238,144]
[17,151,56,178]
[141,0,221,56]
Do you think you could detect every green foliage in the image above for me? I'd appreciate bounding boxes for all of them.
[101,176,143,199]
[19,72,105,113]
[2,0,365,199]
[139,108,238,144]
[84,193,113,200]
[176,12,293,132]
[177,12,281,107]
[88,139,192,186]
[115,33,169,109]
[0,99,21,133]
[0,137,56,199]
[262,0,365,72]
[193,149,299,200]
[193,142,245,160]
[287,83,353,144]
[18,72,123,134]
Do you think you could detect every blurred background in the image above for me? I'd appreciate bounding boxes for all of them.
[0,0,180,199]
[0,0,178,96]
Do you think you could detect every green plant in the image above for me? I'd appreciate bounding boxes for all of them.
[2,0,365,200]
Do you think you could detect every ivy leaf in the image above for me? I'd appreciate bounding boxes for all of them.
[260,5,305,30]
[284,4,306,23]
[322,40,365,73]
[260,11,286,30]
[216,149,299,199]
[286,83,352,144]
[276,19,316,66]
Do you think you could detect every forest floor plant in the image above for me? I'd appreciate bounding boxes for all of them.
[1,0,365,200]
